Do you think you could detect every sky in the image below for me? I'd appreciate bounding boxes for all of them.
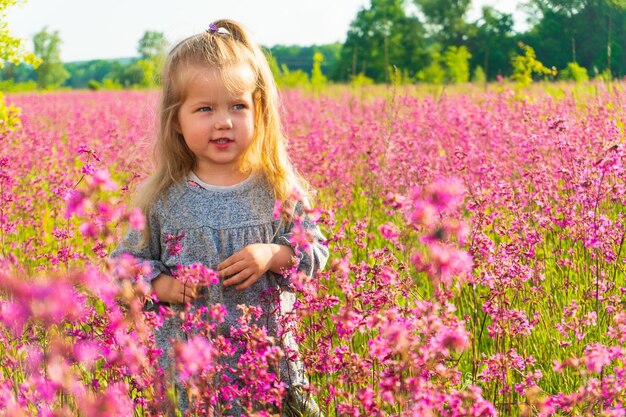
[6,0,529,63]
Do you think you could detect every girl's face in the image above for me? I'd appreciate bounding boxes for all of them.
[177,63,256,180]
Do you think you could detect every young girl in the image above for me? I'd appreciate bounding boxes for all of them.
[112,19,328,416]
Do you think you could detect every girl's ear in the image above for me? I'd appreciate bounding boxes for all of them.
[173,118,182,134]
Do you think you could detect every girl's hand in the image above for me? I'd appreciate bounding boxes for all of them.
[151,274,199,304]
[218,243,294,290]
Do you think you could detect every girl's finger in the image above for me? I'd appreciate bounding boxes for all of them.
[218,260,246,278]
[236,273,260,290]
[218,252,242,270]
[180,286,196,298]
[223,269,251,287]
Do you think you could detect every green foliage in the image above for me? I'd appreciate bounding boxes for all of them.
[0,0,40,68]
[0,78,36,92]
[0,90,19,131]
[265,51,282,83]
[87,78,122,91]
[310,52,327,94]
[511,43,554,87]
[1,58,139,89]
[472,65,487,83]
[337,0,426,82]
[350,72,375,86]
[33,27,69,89]
[101,78,122,90]
[413,0,471,48]
[0,0,40,133]
[138,31,168,60]
[593,68,613,81]
[523,0,626,78]
[137,58,160,87]
[64,59,127,88]
[388,65,412,85]
[278,64,310,89]
[417,52,446,84]
[0,61,35,84]
[466,6,517,80]
[443,45,472,83]
[135,31,167,88]
[560,62,589,82]
[269,43,341,79]
[111,60,145,88]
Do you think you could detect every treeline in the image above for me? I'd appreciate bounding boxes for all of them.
[0,30,168,90]
[2,0,626,89]
[0,40,344,90]
[332,0,626,83]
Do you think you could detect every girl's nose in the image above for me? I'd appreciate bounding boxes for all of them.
[215,116,233,130]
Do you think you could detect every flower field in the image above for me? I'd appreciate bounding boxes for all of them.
[0,83,625,416]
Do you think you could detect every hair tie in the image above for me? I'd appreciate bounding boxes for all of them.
[206,23,230,35]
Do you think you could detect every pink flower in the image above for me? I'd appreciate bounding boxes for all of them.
[379,222,400,242]
[273,199,283,220]
[164,233,185,257]
[65,190,86,219]
[91,169,118,191]
[209,304,228,323]
[74,340,102,368]
[427,178,465,212]
[174,335,215,381]
[288,224,312,254]
[435,327,468,353]
[176,262,219,287]
[128,208,145,231]
[77,382,134,417]
[79,221,99,239]
[585,344,612,374]
[81,163,95,175]
[0,301,29,336]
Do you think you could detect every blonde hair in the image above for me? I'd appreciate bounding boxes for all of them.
[134,19,307,242]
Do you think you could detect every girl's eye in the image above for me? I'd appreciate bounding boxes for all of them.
[198,106,212,112]
[232,104,245,110]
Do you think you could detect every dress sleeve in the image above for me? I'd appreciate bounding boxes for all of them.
[110,207,168,284]
[274,201,329,277]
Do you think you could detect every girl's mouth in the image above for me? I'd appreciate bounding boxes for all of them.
[211,138,233,144]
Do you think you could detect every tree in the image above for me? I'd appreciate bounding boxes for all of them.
[416,51,446,83]
[110,61,145,88]
[33,27,69,89]
[138,31,168,60]
[443,45,472,82]
[525,0,586,64]
[0,0,40,132]
[466,6,518,80]
[137,31,168,87]
[413,0,471,48]
[522,0,626,77]
[560,61,589,81]
[336,0,426,82]
[310,52,327,94]
[604,0,626,77]
[511,42,554,86]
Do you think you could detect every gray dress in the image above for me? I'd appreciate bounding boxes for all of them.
[111,172,329,414]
